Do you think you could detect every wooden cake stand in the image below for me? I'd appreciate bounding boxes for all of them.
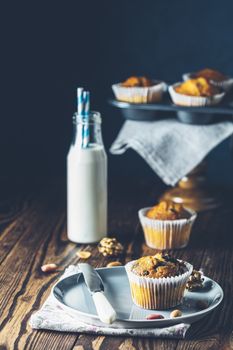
[109,99,231,212]
[159,161,221,212]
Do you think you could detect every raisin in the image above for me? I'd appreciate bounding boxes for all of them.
[154,261,166,269]
[163,254,177,264]
[142,270,149,276]
[162,254,171,261]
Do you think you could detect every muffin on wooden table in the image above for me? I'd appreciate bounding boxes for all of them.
[138,201,197,250]
[125,253,193,309]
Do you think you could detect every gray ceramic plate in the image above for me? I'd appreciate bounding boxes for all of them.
[53,266,223,329]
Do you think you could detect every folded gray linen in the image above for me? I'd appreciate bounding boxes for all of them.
[29,265,190,339]
[110,119,233,186]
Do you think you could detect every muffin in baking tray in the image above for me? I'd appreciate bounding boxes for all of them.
[183,68,233,91]
[112,76,167,103]
[125,253,193,309]
[121,76,153,87]
[168,77,225,106]
[192,68,227,82]
[139,201,197,250]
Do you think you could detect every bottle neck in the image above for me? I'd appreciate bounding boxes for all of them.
[72,111,104,148]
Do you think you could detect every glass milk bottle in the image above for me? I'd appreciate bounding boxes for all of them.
[67,112,107,243]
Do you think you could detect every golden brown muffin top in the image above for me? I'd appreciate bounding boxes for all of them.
[121,76,153,87]
[175,77,220,97]
[146,201,189,220]
[131,253,186,278]
[194,68,227,82]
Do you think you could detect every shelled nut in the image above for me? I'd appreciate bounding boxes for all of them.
[170,309,182,318]
[146,314,164,320]
[76,251,91,259]
[41,263,58,272]
[186,269,204,291]
[98,237,124,257]
[107,261,122,267]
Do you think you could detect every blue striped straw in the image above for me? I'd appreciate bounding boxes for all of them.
[82,91,90,148]
[77,87,84,115]
[84,91,90,116]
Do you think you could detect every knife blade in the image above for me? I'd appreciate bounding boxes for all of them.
[78,263,117,324]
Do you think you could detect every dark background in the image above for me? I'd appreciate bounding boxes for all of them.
[0,0,233,187]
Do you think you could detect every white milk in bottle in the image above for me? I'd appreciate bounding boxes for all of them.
[67,111,107,243]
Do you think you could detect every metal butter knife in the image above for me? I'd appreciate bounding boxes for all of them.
[78,263,117,324]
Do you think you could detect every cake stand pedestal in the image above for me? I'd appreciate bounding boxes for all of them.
[159,161,221,212]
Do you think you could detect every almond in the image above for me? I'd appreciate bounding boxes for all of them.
[170,309,182,318]
[146,314,164,320]
[107,261,122,267]
[41,263,58,272]
[76,251,91,259]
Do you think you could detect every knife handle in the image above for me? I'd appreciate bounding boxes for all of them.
[92,292,117,324]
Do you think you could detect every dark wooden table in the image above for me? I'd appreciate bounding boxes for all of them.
[0,179,233,350]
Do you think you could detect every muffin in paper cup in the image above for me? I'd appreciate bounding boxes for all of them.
[183,72,233,92]
[138,207,197,250]
[125,258,193,309]
[168,83,225,107]
[112,81,167,104]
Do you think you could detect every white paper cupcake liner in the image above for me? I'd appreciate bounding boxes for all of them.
[182,72,233,92]
[125,260,193,309]
[112,81,167,104]
[138,207,197,250]
[168,83,225,107]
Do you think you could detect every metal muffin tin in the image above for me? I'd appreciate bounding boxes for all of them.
[109,91,233,125]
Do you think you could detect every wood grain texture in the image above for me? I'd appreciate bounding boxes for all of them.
[0,180,232,350]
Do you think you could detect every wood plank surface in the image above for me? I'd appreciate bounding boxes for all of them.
[0,180,232,350]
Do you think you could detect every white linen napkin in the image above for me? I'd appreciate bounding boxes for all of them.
[29,265,190,339]
[110,119,233,186]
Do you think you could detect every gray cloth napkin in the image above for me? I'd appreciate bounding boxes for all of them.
[30,265,190,339]
[110,119,233,186]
